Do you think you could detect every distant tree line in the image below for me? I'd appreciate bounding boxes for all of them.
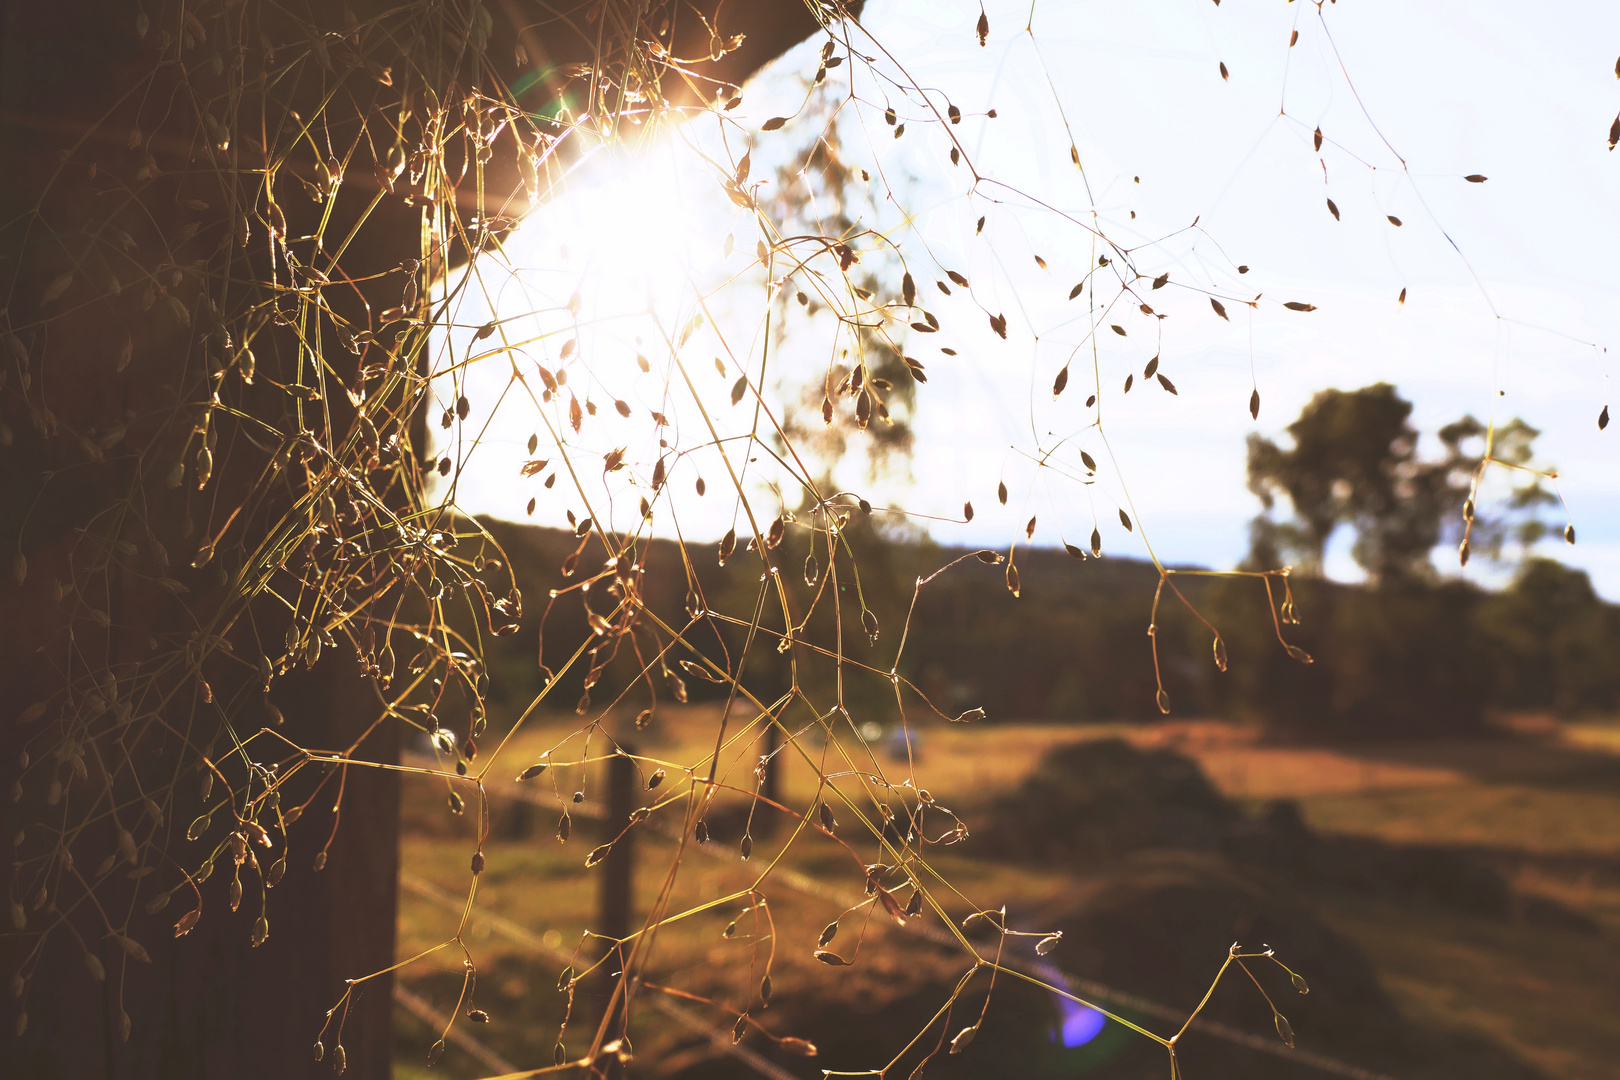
[476,529,1620,741]
[474,385,1620,739]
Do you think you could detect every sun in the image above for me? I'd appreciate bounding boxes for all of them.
[427,129,762,534]
[538,137,725,320]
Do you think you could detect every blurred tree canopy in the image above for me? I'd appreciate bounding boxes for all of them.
[1246,384,1554,584]
[475,376,1617,741]
[480,516,1620,745]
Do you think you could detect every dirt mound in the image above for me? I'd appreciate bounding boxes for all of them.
[975,737,1235,865]
[1025,851,1542,1079]
[977,738,1595,932]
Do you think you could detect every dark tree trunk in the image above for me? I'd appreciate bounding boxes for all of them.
[1,1,835,1078]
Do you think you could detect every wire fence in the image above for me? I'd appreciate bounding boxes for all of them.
[400,872,800,1080]
[400,755,1400,1080]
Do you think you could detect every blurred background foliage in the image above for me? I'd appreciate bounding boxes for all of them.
[474,382,1620,745]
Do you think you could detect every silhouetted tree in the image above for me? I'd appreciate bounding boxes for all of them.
[1246,384,1552,584]
[1476,558,1620,714]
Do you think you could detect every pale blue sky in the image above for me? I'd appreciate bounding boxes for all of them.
[437,0,1620,596]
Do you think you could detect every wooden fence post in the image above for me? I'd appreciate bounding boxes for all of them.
[599,746,636,951]
[757,721,783,839]
[596,746,636,1047]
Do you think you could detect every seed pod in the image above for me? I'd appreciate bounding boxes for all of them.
[1035,933,1062,955]
[333,1044,347,1074]
[819,802,836,833]
[115,935,151,963]
[812,949,849,966]
[1274,1013,1295,1048]
[950,1025,978,1054]
[739,835,753,860]
[648,769,666,789]
[666,667,688,703]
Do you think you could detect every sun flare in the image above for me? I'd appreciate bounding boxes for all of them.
[428,132,766,535]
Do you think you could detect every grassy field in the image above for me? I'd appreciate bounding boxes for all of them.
[393,711,1620,1079]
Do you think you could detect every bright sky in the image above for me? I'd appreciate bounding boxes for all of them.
[435,0,1620,597]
